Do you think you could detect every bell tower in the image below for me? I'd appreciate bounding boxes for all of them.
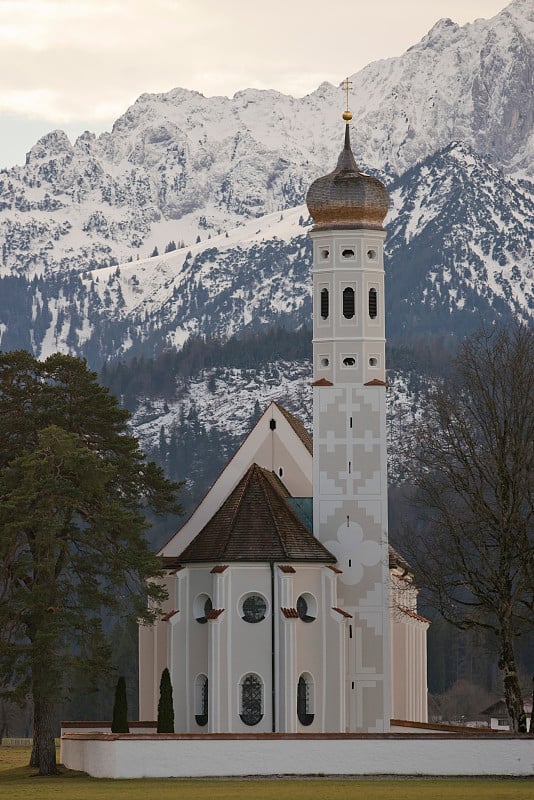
[306,89,391,732]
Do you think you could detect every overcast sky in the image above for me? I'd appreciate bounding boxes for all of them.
[0,0,509,168]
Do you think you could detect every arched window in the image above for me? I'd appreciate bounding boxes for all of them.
[195,674,208,726]
[342,287,355,319]
[194,594,212,624]
[368,288,378,319]
[297,674,314,726]
[240,673,263,726]
[296,593,317,622]
[320,288,329,319]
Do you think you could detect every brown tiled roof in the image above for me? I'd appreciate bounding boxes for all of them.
[332,607,352,618]
[388,545,413,574]
[311,378,334,387]
[205,608,224,619]
[178,464,336,564]
[281,607,299,618]
[210,565,228,574]
[278,564,296,573]
[364,378,387,387]
[161,610,178,622]
[396,606,430,625]
[274,403,313,455]
[326,565,343,574]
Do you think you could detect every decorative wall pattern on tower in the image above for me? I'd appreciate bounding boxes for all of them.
[307,110,391,731]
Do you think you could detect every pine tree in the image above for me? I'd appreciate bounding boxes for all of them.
[0,352,183,773]
[157,668,174,733]
[151,246,159,257]
[111,676,129,733]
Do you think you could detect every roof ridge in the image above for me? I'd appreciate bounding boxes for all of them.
[273,403,313,454]
[256,467,291,560]
[223,464,258,552]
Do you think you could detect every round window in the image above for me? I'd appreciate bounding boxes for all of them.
[242,594,267,623]
[296,593,317,623]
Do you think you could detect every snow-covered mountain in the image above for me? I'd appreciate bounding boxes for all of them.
[0,0,532,490]
[1,140,530,361]
[0,0,532,284]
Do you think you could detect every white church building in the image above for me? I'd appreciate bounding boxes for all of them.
[139,110,429,734]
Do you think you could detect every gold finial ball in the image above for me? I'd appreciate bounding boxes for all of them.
[342,110,353,122]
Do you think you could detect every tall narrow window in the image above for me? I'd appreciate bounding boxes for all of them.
[297,674,314,726]
[369,288,378,319]
[342,287,355,319]
[240,674,263,726]
[320,288,329,319]
[195,674,208,726]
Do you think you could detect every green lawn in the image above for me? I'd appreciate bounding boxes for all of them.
[0,746,532,800]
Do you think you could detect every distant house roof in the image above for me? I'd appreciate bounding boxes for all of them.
[274,403,313,454]
[389,545,413,574]
[481,699,533,717]
[178,463,336,564]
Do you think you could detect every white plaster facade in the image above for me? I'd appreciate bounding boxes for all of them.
[139,121,429,733]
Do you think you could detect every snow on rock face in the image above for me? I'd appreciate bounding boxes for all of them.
[0,2,532,365]
[0,142,531,366]
[386,141,534,334]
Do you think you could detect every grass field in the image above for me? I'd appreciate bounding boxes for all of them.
[0,746,532,800]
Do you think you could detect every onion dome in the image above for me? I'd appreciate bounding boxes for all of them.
[306,120,389,231]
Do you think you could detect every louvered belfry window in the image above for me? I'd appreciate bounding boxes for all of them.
[320,288,329,319]
[240,674,263,726]
[343,287,355,319]
[369,287,378,319]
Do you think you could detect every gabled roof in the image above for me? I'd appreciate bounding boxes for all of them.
[178,463,335,564]
[159,401,312,558]
[275,403,313,454]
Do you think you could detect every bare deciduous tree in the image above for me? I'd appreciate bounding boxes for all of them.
[403,325,534,733]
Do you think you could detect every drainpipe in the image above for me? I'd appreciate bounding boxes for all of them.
[270,561,276,732]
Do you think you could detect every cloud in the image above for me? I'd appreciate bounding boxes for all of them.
[0,0,508,123]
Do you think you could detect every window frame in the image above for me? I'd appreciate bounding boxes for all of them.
[239,673,264,726]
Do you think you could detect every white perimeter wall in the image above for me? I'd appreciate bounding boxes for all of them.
[61,735,534,778]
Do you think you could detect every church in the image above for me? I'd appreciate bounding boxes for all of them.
[138,104,429,733]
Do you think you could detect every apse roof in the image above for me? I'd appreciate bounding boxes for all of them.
[178,463,335,564]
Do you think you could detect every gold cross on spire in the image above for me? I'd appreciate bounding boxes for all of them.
[341,77,353,122]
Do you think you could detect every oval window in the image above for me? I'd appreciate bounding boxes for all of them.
[296,593,317,623]
[343,357,356,367]
[241,594,267,623]
[342,248,355,259]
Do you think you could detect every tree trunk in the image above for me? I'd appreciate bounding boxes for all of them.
[498,628,526,733]
[30,697,58,774]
